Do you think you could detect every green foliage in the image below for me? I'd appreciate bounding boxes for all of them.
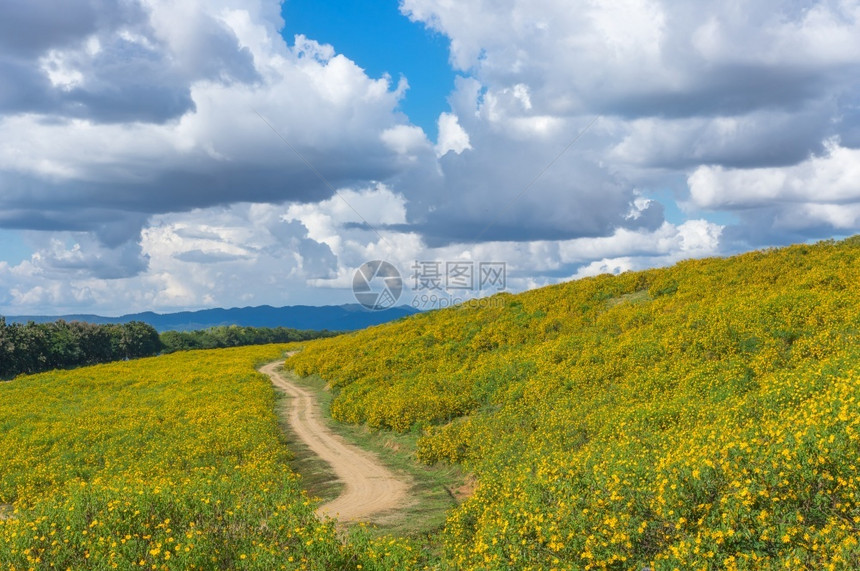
[0,320,161,379]
[159,325,338,354]
[289,236,860,569]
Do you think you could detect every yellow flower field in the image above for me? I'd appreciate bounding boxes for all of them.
[0,345,422,570]
[290,237,860,569]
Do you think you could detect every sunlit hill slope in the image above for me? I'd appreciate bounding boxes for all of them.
[290,237,860,569]
[0,347,423,570]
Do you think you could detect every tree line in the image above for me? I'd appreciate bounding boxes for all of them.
[158,325,337,353]
[0,319,338,379]
[0,319,161,379]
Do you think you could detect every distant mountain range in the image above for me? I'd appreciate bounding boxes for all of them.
[3,304,421,332]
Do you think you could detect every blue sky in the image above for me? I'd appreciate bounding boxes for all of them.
[0,0,859,315]
[0,231,30,266]
[281,0,454,139]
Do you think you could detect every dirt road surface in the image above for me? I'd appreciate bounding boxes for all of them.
[260,361,409,523]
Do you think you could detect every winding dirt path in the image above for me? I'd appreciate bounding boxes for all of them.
[260,361,409,523]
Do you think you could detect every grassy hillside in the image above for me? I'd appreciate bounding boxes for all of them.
[0,346,423,570]
[289,237,860,570]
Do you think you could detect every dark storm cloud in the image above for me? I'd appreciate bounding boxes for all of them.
[591,63,845,121]
[615,101,839,170]
[384,199,665,247]
[0,59,55,112]
[836,91,860,149]
[0,0,140,56]
[381,110,664,246]
[48,246,150,279]
[174,249,250,263]
[719,208,842,251]
[0,0,258,123]
[173,228,225,240]
[27,235,150,279]
[0,206,150,247]
[0,153,400,245]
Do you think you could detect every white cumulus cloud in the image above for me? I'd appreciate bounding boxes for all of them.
[435,112,472,156]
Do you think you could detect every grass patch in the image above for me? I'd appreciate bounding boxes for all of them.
[273,391,344,505]
[606,288,652,308]
[273,366,470,538]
